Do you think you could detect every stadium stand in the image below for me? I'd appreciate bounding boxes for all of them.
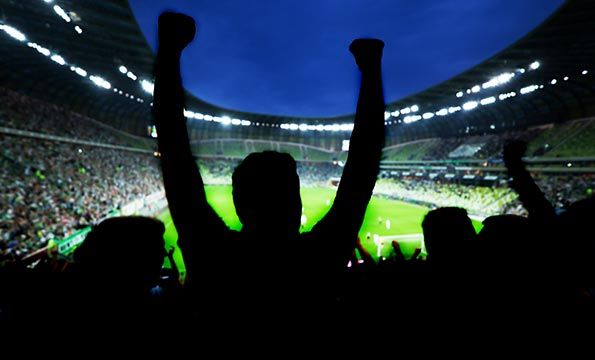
[0,87,155,150]
[2,0,595,329]
[0,133,163,262]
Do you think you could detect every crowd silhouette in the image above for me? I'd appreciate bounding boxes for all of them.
[1,11,594,333]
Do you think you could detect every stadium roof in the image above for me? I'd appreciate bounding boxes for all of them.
[0,0,594,144]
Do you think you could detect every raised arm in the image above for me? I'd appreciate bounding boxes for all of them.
[311,39,385,263]
[153,12,229,278]
[503,140,556,223]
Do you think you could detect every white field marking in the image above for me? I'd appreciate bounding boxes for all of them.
[379,234,423,241]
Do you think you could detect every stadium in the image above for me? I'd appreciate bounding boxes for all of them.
[1,0,595,326]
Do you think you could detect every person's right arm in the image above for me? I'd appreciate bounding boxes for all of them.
[503,140,556,223]
[154,12,230,280]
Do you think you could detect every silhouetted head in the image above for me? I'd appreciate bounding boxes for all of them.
[422,207,476,264]
[479,215,530,244]
[478,215,530,263]
[73,216,166,295]
[232,151,301,241]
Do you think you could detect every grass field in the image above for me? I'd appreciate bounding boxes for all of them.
[159,185,483,273]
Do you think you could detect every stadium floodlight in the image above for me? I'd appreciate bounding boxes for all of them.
[471,85,481,93]
[203,114,213,121]
[499,92,516,100]
[231,119,241,126]
[400,107,411,114]
[194,113,204,120]
[28,42,51,56]
[53,5,71,22]
[436,108,448,116]
[520,85,538,95]
[127,71,137,81]
[482,72,515,89]
[50,54,66,65]
[456,91,464,98]
[141,80,154,95]
[89,75,111,89]
[44,0,54,3]
[241,120,251,126]
[449,106,461,113]
[0,24,27,42]
[422,112,434,119]
[462,101,478,111]
[490,124,496,130]
[74,26,82,34]
[183,110,194,118]
[564,76,569,81]
[403,115,421,124]
[299,124,308,131]
[529,61,540,70]
[410,105,419,112]
[582,70,589,75]
[119,65,128,74]
[551,79,557,85]
[390,110,400,117]
[74,67,87,77]
[480,96,496,105]
[288,123,299,131]
[340,124,354,131]
[220,116,231,125]
[315,124,324,132]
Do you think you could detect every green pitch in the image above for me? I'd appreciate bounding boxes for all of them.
[159,185,482,274]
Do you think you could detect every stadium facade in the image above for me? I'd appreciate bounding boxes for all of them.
[0,0,594,157]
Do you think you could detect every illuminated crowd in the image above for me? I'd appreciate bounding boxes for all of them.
[0,134,163,261]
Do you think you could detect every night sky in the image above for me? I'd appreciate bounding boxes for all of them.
[129,0,564,118]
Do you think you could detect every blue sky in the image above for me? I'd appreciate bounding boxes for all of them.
[130,0,564,117]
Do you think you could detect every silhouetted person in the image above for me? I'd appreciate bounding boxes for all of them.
[421,207,475,267]
[153,12,385,310]
[559,197,595,303]
[419,207,476,309]
[502,141,569,307]
[477,214,531,262]
[503,140,556,223]
[69,216,166,324]
[476,214,533,304]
